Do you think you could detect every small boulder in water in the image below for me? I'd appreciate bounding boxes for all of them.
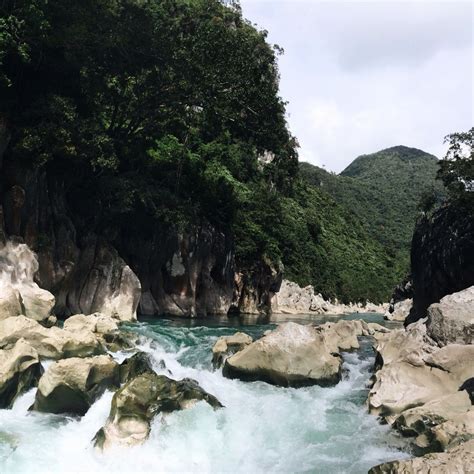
[0,338,43,408]
[223,322,342,387]
[32,355,120,415]
[212,332,253,368]
[93,373,222,449]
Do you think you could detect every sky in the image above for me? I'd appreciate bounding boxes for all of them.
[239,0,473,172]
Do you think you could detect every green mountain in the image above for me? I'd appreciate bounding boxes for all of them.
[300,146,444,276]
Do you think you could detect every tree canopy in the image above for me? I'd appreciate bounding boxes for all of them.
[1,0,411,303]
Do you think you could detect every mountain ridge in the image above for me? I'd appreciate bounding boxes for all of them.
[300,145,444,279]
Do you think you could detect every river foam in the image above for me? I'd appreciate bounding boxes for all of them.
[0,317,410,473]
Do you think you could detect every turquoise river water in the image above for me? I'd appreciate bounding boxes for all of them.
[0,313,411,473]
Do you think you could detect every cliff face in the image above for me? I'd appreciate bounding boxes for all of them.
[0,157,278,318]
[408,205,474,325]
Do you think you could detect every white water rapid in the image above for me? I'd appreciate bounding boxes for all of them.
[0,317,410,473]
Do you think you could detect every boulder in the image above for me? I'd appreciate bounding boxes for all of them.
[18,285,55,323]
[428,409,474,452]
[319,319,369,352]
[0,315,104,359]
[32,355,119,415]
[393,391,472,450]
[94,373,222,449]
[0,241,55,324]
[119,352,156,383]
[212,332,253,368]
[368,361,459,417]
[0,286,23,320]
[63,313,119,337]
[423,344,474,385]
[368,321,462,417]
[271,279,323,314]
[369,439,474,473]
[427,286,474,345]
[0,338,42,408]
[372,319,436,370]
[223,322,342,387]
[367,322,391,335]
[384,298,412,322]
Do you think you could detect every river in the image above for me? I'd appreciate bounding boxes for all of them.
[0,313,410,473]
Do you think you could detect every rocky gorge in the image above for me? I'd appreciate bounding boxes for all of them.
[0,234,473,472]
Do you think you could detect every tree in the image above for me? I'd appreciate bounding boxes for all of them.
[438,128,474,207]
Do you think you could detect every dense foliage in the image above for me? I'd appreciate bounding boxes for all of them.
[300,146,444,275]
[1,0,406,303]
[438,128,474,208]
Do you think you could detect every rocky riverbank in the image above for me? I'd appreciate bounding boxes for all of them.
[368,285,474,472]
[213,285,474,471]
[1,237,472,470]
[271,279,388,315]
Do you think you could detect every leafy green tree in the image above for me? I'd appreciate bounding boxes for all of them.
[438,128,474,207]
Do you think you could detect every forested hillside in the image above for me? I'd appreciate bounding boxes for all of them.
[1,0,404,309]
[300,146,444,274]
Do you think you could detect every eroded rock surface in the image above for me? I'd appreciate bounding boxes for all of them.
[119,352,156,383]
[384,298,412,322]
[369,439,474,473]
[94,373,222,449]
[0,315,104,359]
[393,391,472,451]
[427,286,474,345]
[271,279,387,315]
[212,332,253,368]
[32,355,119,415]
[0,240,55,323]
[223,322,342,387]
[319,319,369,351]
[0,338,42,408]
[368,321,465,417]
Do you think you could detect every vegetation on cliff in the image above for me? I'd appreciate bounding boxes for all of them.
[1,0,409,304]
[300,146,444,275]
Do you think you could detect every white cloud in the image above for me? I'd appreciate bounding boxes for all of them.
[240,0,473,172]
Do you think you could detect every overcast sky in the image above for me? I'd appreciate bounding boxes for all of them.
[240,0,473,172]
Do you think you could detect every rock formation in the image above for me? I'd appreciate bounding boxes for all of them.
[0,338,43,408]
[369,439,474,473]
[94,373,222,449]
[426,285,474,345]
[119,352,156,383]
[409,205,474,324]
[0,164,279,318]
[212,332,253,368]
[368,285,474,471]
[32,355,119,415]
[0,240,55,323]
[223,322,343,387]
[384,298,412,322]
[0,315,104,359]
[271,279,387,315]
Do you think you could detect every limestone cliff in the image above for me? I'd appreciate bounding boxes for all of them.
[0,158,278,318]
[408,205,474,325]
